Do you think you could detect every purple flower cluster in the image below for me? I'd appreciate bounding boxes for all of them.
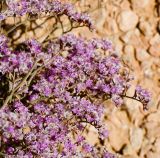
[0,0,93,29]
[103,151,116,158]
[0,35,11,55]
[0,101,83,157]
[0,1,151,157]
[0,33,151,157]
[135,86,151,110]
[0,99,113,157]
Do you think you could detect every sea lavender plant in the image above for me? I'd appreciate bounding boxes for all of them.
[0,0,151,157]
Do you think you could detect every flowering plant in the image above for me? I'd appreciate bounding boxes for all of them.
[0,0,151,157]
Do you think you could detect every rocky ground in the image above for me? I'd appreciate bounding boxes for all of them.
[71,0,160,157]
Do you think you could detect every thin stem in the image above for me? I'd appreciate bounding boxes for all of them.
[80,120,101,129]
[14,57,55,99]
[63,24,85,34]
[0,151,5,157]
[121,95,141,102]
[6,20,26,35]
[14,60,39,92]
[2,60,39,109]
[27,65,43,85]
[57,16,65,33]
[2,90,14,110]
[6,14,54,35]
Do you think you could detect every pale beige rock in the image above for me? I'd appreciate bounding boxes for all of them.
[93,8,107,31]
[147,111,160,122]
[130,127,144,152]
[145,122,160,138]
[123,156,138,158]
[136,49,150,62]
[118,10,138,32]
[150,33,160,45]
[141,59,153,70]
[146,152,160,158]
[139,21,153,37]
[123,45,140,70]
[106,111,129,151]
[121,29,140,44]
[131,0,150,8]
[85,128,99,145]
[121,31,133,44]
[108,124,128,151]
[143,67,154,79]
[120,0,131,9]
[149,45,160,57]
[123,144,138,156]
[140,138,152,157]
[104,18,119,35]
[141,60,154,79]
[124,45,134,54]
[154,138,160,152]
[114,39,123,57]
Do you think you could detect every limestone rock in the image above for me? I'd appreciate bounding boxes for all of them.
[131,0,150,8]
[121,29,140,45]
[139,21,153,37]
[149,45,160,57]
[118,10,138,32]
[136,49,150,62]
[149,34,160,56]
[150,33,160,45]
[130,127,144,152]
